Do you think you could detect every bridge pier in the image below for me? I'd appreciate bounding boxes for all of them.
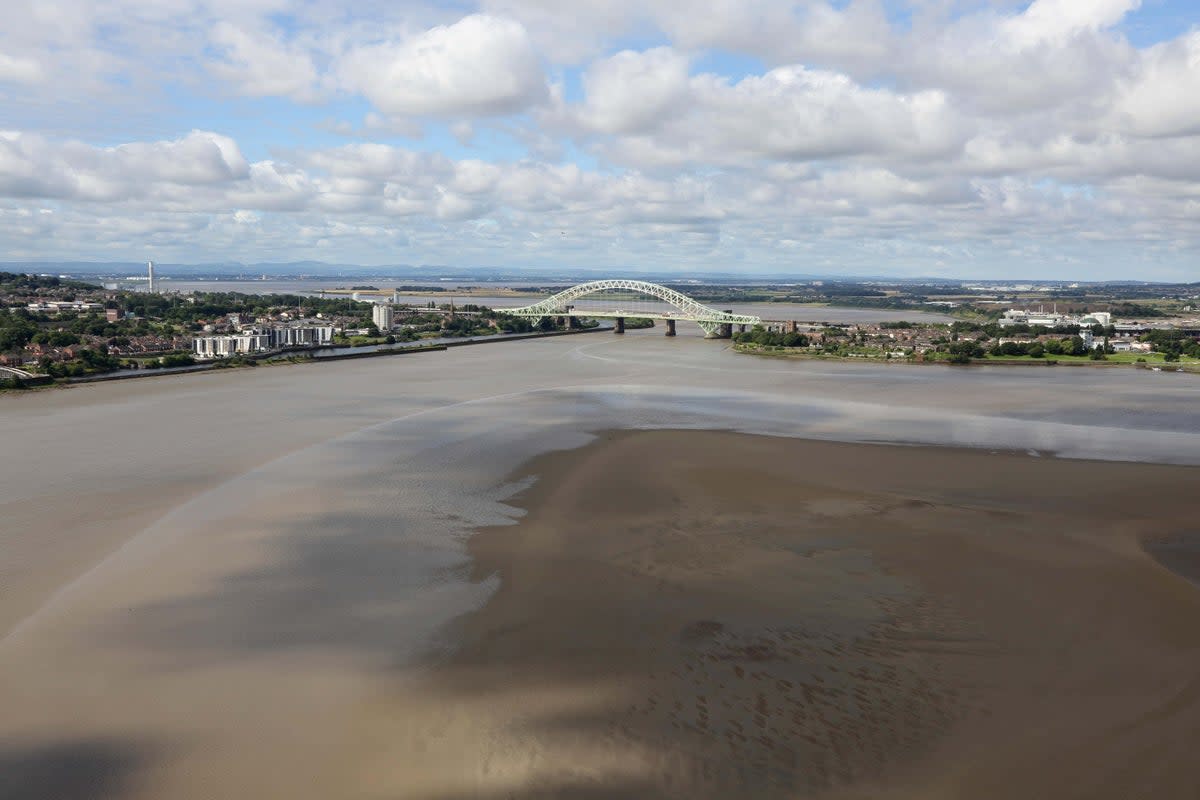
[665,319,676,337]
[614,317,625,334]
[568,316,581,329]
[738,324,746,334]
[788,320,798,333]
[718,323,733,338]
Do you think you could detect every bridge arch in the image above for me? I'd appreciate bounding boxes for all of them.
[504,279,760,337]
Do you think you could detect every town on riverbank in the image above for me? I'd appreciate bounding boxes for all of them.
[0,271,603,388]
[733,311,1200,370]
[3,270,1199,389]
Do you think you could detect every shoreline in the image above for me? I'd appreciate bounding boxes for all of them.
[733,344,1200,373]
[0,325,609,393]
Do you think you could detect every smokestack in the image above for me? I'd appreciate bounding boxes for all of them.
[147,261,155,293]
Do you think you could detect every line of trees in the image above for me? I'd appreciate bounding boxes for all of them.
[1141,330,1200,361]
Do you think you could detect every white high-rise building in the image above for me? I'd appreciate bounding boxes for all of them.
[192,333,270,358]
[147,261,155,293]
[273,325,335,347]
[372,303,394,331]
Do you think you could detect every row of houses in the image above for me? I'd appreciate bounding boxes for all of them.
[996,333,1152,352]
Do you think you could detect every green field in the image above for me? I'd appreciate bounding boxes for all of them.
[982,351,1200,367]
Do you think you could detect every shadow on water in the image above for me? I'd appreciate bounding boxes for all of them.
[1144,532,1200,588]
[101,508,479,666]
[420,781,662,800]
[0,739,149,800]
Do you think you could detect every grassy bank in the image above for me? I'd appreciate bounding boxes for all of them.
[734,343,1200,372]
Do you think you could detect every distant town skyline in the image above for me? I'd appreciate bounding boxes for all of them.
[2,1,1199,280]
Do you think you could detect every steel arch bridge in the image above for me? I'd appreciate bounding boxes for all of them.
[503,279,760,337]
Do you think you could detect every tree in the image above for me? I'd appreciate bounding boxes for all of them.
[1061,335,1086,356]
[946,340,984,363]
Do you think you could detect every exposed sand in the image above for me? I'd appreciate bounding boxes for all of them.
[358,431,1200,799]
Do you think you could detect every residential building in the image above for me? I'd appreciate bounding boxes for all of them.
[272,324,335,347]
[25,300,105,314]
[372,303,394,331]
[192,333,272,358]
[1110,339,1153,353]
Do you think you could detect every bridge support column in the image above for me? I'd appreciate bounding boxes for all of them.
[568,316,581,329]
[718,323,733,338]
[665,319,676,337]
[738,324,746,334]
[614,317,625,334]
[788,320,798,333]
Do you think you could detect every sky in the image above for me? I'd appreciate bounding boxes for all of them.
[1,0,1199,280]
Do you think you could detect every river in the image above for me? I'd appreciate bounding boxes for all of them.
[1,328,1196,798]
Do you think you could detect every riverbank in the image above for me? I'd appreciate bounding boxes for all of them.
[734,343,1200,373]
[0,325,609,392]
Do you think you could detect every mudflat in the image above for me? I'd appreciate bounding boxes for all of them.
[3,428,1199,800]
[368,430,1200,799]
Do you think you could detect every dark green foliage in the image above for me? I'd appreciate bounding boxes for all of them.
[495,314,534,334]
[0,272,98,291]
[734,326,810,347]
[1141,329,1200,359]
[0,312,39,352]
[160,353,195,368]
[946,340,985,361]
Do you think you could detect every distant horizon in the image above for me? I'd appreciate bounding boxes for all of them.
[3,260,1196,287]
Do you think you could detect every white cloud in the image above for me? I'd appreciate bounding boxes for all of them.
[0,52,44,84]
[1002,0,1141,47]
[654,0,894,72]
[0,131,249,201]
[1111,31,1200,138]
[570,57,969,167]
[579,48,691,134]
[337,14,548,118]
[207,22,320,100]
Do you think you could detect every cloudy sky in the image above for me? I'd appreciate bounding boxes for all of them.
[2,0,1198,279]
